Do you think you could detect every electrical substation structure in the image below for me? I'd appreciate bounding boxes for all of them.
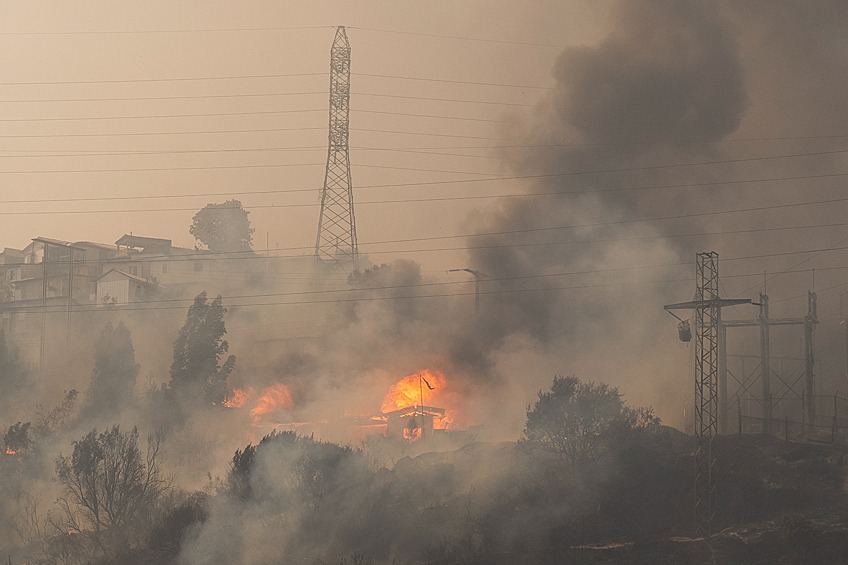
[665,252,753,536]
[724,291,817,434]
[315,26,359,274]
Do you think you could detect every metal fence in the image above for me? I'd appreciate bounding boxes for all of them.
[737,392,848,445]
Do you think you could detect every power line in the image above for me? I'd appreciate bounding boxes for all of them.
[732,232,848,299]
[0,159,494,177]
[5,242,848,316]
[0,125,500,142]
[363,222,848,255]
[0,145,501,160]
[347,25,566,48]
[353,72,551,90]
[0,147,328,157]
[0,89,531,107]
[357,91,532,107]
[9,262,696,312]
[10,260,845,316]
[1,23,559,48]
[0,91,327,103]
[2,146,844,180]
[0,72,326,86]
[4,198,848,272]
[0,25,333,36]
[0,169,843,217]
[0,183,844,217]
[0,70,549,90]
[356,128,499,140]
[356,108,509,123]
[4,218,848,270]
[0,109,326,123]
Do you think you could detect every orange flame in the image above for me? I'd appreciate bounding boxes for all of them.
[224,387,251,408]
[4,447,16,455]
[403,427,422,441]
[433,410,459,430]
[249,384,294,424]
[381,369,446,413]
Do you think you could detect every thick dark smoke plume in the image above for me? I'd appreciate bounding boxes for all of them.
[453,0,848,418]
[470,0,745,341]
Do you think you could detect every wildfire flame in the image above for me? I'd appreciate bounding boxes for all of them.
[224,387,251,408]
[380,369,465,435]
[224,384,294,425]
[4,447,17,455]
[381,369,446,413]
[403,427,422,441]
[249,384,294,424]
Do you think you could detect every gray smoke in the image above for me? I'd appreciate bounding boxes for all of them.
[458,0,848,418]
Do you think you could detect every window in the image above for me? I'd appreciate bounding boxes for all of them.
[194,262,204,272]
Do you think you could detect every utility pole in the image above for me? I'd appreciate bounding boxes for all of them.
[315,26,358,274]
[760,294,772,430]
[841,292,848,390]
[665,252,753,536]
[447,268,485,317]
[34,238,84,372]
[67,247,75,353]
[40,241,49,374]
[805,291,817,423]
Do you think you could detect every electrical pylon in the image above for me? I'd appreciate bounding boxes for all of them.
[665,252,753,536]
[315,26,358,273]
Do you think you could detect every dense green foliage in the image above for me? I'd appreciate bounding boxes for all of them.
[169,291,236,405]
[0,329,29,404]
[522,375,659,464]
[3,421,31,453]
[0,276,13,302]
[54,425,164,559]
[82,323,139,419]
[189,199,254,253]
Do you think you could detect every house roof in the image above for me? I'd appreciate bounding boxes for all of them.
[32,237,85,251]
[383,405,446,418]
[115,234,172,251]
[95,269,154,285]
[74,241,118,252]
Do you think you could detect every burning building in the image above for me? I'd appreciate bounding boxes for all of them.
[383,404,447,441]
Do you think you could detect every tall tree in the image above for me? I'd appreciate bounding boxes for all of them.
[169,291,236,405]
[82,322,139,419]
[0,329,29,405]
[55,425,164,557]
[189,199,254,253]
[0,276,13,302]
[521,375,658,465]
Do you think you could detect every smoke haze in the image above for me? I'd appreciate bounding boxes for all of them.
[3,1,848,563]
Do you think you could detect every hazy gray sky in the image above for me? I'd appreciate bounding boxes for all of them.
[0,1,608,275]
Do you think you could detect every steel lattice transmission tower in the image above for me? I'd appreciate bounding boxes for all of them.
[665,252,752,536]
[315,26,358,273]
[693,252,720,534]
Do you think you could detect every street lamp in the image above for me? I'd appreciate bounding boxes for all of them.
[447,268,486,317]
